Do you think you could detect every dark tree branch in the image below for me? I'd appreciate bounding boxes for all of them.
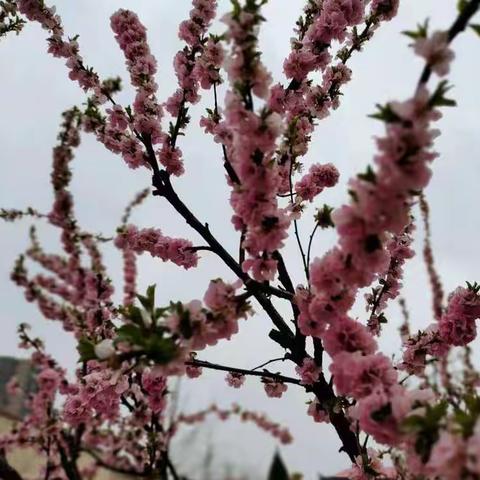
[187,359,301,385]
[0,450,24,480]
[418,0,480,85]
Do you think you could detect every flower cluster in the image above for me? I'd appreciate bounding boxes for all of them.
[114,224,198,269]
[64,366,129,424]
[225,371,246,388]
[262,378,288,398]
[307,398,330,424]
[167,279,251,351]
[17,0,102,96]
[439,286,480,346]
[4,0,480,477]
[284,0,365,82]
[294,162,339,203]
[295,357,321,386]
[162,0,221,176]
[365,222,415,334]
[176,403,293,445]
[142,367,168,414]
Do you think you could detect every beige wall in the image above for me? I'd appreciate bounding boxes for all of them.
[0,417,132,479]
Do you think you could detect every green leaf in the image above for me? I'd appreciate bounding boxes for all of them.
[466,281,480,293]
[458,0,469,13]
[146,284,156,305]
[268,452,289,480]
[115,324,145,346]
[402,19,429,40]
[136,284,156,312]
[77,338,96,362]
[314,204,334,229]
[358,165,377,184]
[154,307,170,321]
[470,24,480,36]
[145,335,178,364]
[428,80,456,108]
[368,103,401,123]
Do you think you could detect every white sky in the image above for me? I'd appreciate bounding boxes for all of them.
[1,1,480,478]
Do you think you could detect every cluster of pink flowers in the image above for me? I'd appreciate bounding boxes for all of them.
[218,5,294,282]
[224,96,290,280]
[271,0,400,195]
[225,372,246,388]
[17,0,103,97]
[262,378,288,398]
[178,0,216,48]
[294,86,460,450]
[12,239,114,338]
[295,357,321,386]
[399,324,448,375]
[304,87,442,328]
[64,366,129,424]
[121,247,137,305]
[176,403,292,445]
[307,399,330,424]
[111,10,158,94]
[142,367,168,414]
[294,162,339,202]
[283,0,365,83]
[161,1,220,176]
[47,108,81,256]
[170,0,218,107]
[365,223,415,333]
[185,362,203,378]
[439,286,480,346]
[336,448,397,479]
[330,351,397,399]
[114,224,198,269]
[110,10,165,171]
[167,279,250,351]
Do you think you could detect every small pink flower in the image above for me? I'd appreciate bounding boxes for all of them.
[307,399,330,423]
[414,31,455,77]
[295,358,321,386]
[263,378,287,398]
[226,372,245,388]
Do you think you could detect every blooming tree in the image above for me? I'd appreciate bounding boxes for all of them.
[1,0,480,479]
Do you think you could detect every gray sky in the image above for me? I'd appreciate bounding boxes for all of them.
[1,1,480,478]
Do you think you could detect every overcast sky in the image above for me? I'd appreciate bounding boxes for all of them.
[1,1,480,478]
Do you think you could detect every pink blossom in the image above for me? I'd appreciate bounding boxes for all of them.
[263,378,288,398]
[186,364,203,379]
[427,431,466,480]
[63,394,91,426]
[323,316,377,357]
[414,31,455,77]
[439,287,480,346]
[307,399,330,424]
[242,257,278,282]
[295,358,321,386]
[330,352,397,398]
[295,163,339,202]
[158,144,184,177]
[370,0,399,21]
[226,372,245,388]
[350,388,405,446]
[283,49,318,82]
[467,420,480,475]
[115,225,198,269]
